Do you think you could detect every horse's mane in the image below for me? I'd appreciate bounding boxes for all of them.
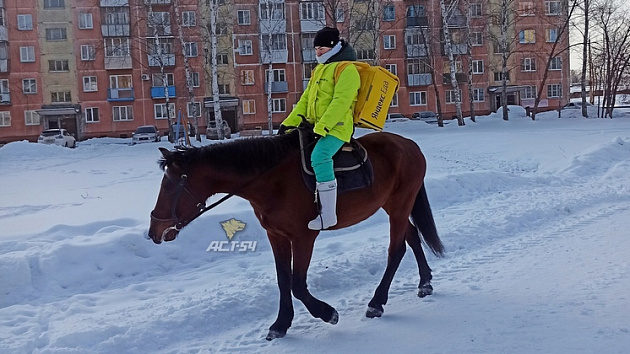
[159,129,301,175]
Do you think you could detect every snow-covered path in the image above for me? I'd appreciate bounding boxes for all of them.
[1,109,629,353]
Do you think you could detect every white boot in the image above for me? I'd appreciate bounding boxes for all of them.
[308,179,338,230]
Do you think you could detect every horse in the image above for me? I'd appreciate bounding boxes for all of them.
[148,128,444,340]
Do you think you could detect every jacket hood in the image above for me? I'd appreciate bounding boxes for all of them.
[326,40,357,63]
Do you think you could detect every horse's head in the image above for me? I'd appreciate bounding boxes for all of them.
[148,147,210,244]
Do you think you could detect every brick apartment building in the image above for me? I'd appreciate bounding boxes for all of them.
[0,0,570,143]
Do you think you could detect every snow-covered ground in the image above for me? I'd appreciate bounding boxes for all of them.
[1,107,629,353]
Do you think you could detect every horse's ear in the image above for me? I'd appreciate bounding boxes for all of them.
[159,147,172,159]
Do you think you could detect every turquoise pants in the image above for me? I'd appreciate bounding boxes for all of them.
[311,135,345,182]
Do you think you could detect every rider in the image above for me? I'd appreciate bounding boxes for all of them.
[278,26,360,230]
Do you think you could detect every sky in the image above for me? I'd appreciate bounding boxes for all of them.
[1,104,629,353]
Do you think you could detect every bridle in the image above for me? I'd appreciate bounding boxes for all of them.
[150,172,233,242]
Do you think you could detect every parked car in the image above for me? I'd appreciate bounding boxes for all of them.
[562,101,591,110]
[37,128,76,148]
[132,125,160,144]
[411,111,439,124]
[168,123,196,143]
[386,113,408,120]
[206,120,231,140]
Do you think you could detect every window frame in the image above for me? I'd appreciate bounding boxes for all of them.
[271,98,286,113]
[383,34,396,50]
[25,110,40,126]
[45,28,68,41]
[409,91,428,106]
[237,10,251,25]
[472,60,484,74]
[85,107,99,123]
[182,11,197,27]
[243,100,256,114]
[80,45,96,61]
[78,13,93,29]
[83,76,98,92]
[17,14,33,30]
[22,78,37,94]
[113,105,134,121]
[20,46,36,62]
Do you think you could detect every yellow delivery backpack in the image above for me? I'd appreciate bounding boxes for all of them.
[334,61,400,131]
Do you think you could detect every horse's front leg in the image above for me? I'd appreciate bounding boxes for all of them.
[366,216,408,318]
[291,234,339,325]
[266,235,294,340]
[404,221,434,297]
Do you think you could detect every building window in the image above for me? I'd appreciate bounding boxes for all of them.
[472,60,484,74]
[356,49,375,60]
[238,40,253,55]
[265,69,286,82]
[217,53,229,65]
[473,88,485,102]
[336,8,344,22]
[242,70,255,85]
[261,34,287,50]
[272,98,286,113]
[45,28,67,41]
[237,10,251,25]
[390,93,398,107]
[260,2,285,20]
[18,14,33,30]
[519,30,536,44]
[547,28,559,42]
[547,84,562,98]
[105,38,130,57]
[25,110,40,126]
[300,2,324,20]
[113,106,134,121]
[218,84,230,95]
[184,42,198,57]
[190,72,200,87]
[470,3,483,17]
[471,32,483,46]
[83,76,98,92]
[187,102,201,117]
[545,1,562,15]
[51,91,72,103]
[151,73,173,87]
[80,45,96,61]
[243,100,256,114]
[103,7,129,27]
[383,5,395,21]
[550,56,562,70]
[385,64,397,76]
[0,111,11,127]
[384,35,396,50]
[22,79,37,94]
[154,103,175,120]
[44,0,64,9]
[85,107,99,123]
[493,71,510,81]
[20,46,36,62]
[523,85,537,99]
[48,60,69,72]
[79,13,93,29]
[409,91,427,106]
[519,1,535,16]
[182,11,196,27]
[521,57,536,71]
[445,89,462,104]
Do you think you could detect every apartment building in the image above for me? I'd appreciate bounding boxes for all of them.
[0,0,570,143]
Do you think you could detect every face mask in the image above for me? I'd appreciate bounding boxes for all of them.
[316,42,342,64]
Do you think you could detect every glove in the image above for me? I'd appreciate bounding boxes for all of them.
[277,125,288,135]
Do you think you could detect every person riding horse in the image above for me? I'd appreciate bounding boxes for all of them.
[278,26,360,231]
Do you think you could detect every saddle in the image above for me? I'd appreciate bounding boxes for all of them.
[297,127,373,194]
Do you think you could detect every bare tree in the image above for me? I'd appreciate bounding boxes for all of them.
[440,0,465,125]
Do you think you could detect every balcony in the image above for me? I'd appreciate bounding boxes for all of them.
[147,54,175,67]
[443,43,468,55]
[264,81,288,94]
[407,74,432,86]
[406,44,428,58]
[100,0,129,6]
[0,93,11,104]
[151,86,176,99]
[303,79,309,90]
[406,16,428,27]
[302,48,316,62]
[445,15,466,27]
[147,0,171,4]
[442,73,467,84]
[0,59,7,72]
[104,56,132,70]
[107,88,134,101]
[101,24,130,37]
[301,19,325,32]
[259,19,286,34]
[260,49,288,64]
[0,25,7,41]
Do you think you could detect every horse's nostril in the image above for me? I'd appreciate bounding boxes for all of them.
[146,230,154,240]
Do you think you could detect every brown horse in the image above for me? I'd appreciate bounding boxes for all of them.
[148,128,444,340]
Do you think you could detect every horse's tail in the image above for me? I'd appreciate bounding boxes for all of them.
[410,184,445,257]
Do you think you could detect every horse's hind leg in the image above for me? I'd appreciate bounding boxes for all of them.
[291,235,339,325]
[366,215,408,318]
[405,221,434,297]
[266,235,294,340]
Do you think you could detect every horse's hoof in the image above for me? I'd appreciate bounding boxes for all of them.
[366,306,383,318]
[266,329,286,341]
[418,284,433,298]
[327,309,339,325]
